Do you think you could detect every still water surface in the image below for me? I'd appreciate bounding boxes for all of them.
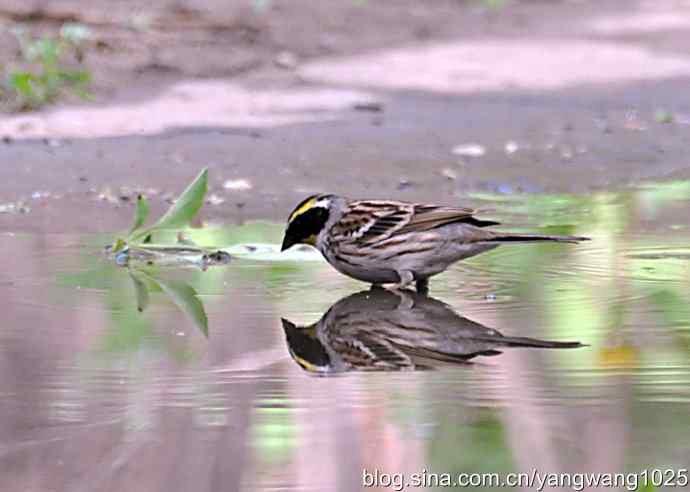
[1,183,689,491]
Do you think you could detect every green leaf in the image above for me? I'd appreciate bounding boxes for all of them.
[129,194,150,235]
[160,279,208,337]
[129,270,150,313]
[111,238,127,254]
[130,168,208,241]
[135,270,208,337]
[7,72,36,97]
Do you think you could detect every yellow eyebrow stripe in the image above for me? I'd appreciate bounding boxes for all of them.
[289,197,317,222]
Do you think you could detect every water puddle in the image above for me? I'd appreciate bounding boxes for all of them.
[1,182,689,491]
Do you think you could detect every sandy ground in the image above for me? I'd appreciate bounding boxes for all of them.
[1,0,690,232]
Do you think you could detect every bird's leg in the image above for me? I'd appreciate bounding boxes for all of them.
[393,270,415,290]
[393,289,415,309]
[415,278,429,296]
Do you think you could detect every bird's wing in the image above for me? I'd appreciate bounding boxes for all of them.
[397,204,499,234]
[332,200,500,246]
[331,332,414,370]
[329,200,415,244]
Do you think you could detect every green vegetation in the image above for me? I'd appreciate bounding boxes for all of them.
[128,168,208,243]
[1,23,93,111]
[110,168,231,270]
[104,168,219,339]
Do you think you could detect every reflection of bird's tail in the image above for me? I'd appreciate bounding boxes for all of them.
[491,335,585,349]
[488,232,590,244]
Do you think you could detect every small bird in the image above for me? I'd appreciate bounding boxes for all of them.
[282,289,584,373]
[281,194,588,292]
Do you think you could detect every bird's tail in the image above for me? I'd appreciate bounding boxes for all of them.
[482,335,586,349]
[487,232,590,244]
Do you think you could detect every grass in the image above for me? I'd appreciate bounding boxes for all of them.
[1,23,93,111]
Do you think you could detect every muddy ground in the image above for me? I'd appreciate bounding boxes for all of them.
[1,0,689,233]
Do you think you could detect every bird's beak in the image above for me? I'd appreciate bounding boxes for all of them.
[281,318,297,331]
[281,235,295,252]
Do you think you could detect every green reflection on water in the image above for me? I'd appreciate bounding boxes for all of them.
[429,412,513,481]
[251,398,300,466]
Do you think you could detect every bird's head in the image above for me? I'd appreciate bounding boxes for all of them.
[281,194,335,252]
[281,318,332,373]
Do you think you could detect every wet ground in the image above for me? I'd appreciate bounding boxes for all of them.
[1,183,689,491]
[3,0,690,229]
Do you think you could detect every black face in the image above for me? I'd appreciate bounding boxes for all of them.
[281,318,331,371]
[281,195,331,251]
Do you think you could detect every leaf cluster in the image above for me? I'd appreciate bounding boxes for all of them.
[1,23,93,111]
[112,168,217,338]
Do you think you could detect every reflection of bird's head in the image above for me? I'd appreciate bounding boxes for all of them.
[281,318,332,373]
[281,194,339,252]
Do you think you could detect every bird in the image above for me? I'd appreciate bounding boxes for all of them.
[280,194,588,292]
[282,289,584,373]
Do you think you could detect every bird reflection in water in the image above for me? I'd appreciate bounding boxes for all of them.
[282,289,585,373]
